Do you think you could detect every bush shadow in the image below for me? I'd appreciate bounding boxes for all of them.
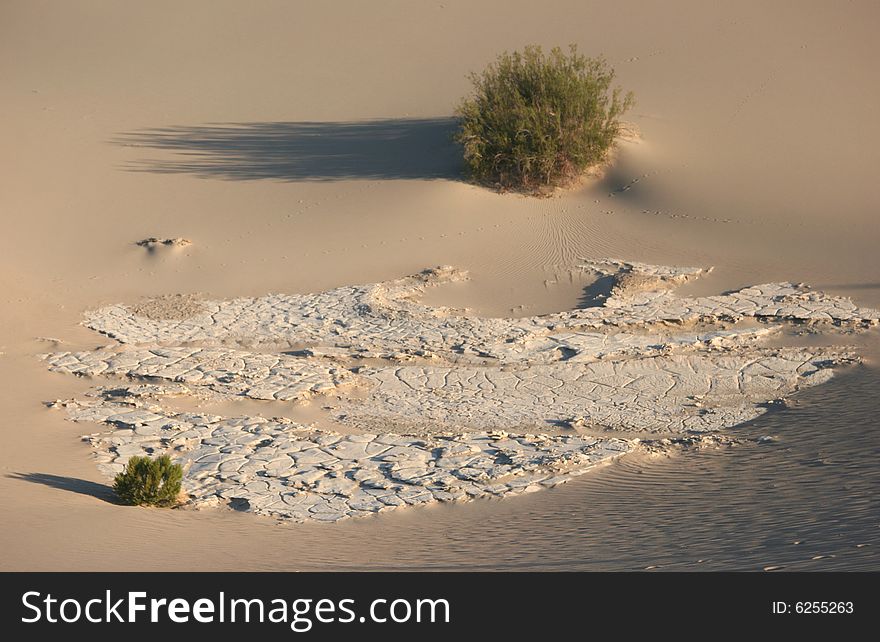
[114,118,463,182]
[9,472,118,503]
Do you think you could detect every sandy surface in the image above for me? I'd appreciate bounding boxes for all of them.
[1,0,878,569]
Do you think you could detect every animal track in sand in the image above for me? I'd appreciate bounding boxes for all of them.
[43,259,879,523]
[729,68,778,124]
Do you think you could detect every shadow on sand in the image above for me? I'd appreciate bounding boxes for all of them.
[114,117,463,182]
[576,274,619,309]
[9,472,117,503]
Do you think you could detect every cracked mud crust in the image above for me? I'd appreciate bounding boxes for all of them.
[42,260,880,523]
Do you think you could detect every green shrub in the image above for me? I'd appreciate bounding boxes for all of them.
[113,454,183,507]
[455,44,634,193]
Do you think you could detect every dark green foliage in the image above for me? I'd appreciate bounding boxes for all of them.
[455,44,634,193]
[113,454,183,507]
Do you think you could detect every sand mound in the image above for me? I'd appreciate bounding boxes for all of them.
[135,237,192,250]
[126,294,205,321]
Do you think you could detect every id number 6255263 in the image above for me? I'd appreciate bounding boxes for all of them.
[772,601,854,614]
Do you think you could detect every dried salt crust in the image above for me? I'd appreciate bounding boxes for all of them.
[44,260,880,523]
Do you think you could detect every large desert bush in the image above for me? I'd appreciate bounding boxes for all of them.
[455,45,634,193]
[113,454,183,507]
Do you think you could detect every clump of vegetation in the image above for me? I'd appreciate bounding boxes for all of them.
[455,44,634,193]
[113,454,183,507]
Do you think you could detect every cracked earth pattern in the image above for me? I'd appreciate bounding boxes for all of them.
[43,260,880,522]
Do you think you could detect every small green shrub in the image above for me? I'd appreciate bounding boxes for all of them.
[455,44,634,193]
[113,454,183,507]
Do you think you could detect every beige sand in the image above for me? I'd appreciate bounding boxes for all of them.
[1,0,878,569]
